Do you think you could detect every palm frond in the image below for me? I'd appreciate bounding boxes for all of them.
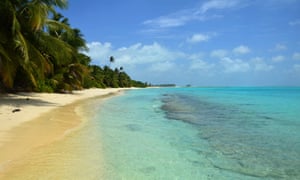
[0,44,17,88]
[36,31,74,66]
[25,62,38,87]
[17,1,48,31]
[46,19,74,39]
[14,30,29,63]
[39,0,68,9]
[26,38,53,75]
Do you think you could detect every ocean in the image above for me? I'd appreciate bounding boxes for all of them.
[3,87,300,179]
[97,87,300,179]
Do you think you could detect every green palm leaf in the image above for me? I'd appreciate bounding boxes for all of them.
[0,44,16,88]
[36,31,74,66]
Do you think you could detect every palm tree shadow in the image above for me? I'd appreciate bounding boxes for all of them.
[0,94,58,107]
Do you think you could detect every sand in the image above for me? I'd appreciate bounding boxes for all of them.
[0,88,126,175]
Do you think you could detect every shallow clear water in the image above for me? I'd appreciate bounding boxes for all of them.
[3,87,299,179]
[97,87,300,179]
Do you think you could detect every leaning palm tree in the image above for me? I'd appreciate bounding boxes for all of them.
[0,0,69,91]
[0,0,30,88]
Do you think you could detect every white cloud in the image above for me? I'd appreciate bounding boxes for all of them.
[251,57,274,72]
[142,0,243,30]
[87,41,183,66]
[189,59,215,71]
[272,43,287,51]
[187,33,210,43]
[188,53,205,61]
[220,57,250,73]
[210,49,228,58]
[233,45,251,54]
[254,63,273,72]
[142,8,205,29]
[143,14,191,28]
[85,41,194,83]
[86,42,112,61]
[199,0,241,13]
[85,41,289,85]
[149,61,175,72]
[289,19,300,26]
[292,52,300,60]
[272,55,285,62]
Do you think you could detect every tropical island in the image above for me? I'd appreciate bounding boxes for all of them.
[0,1,148,177]
[1,1,300,179]
[0,0,147,93]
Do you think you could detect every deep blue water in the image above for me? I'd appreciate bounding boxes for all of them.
[97,87,300,179]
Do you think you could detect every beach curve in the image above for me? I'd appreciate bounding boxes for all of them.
[0,88,126,177]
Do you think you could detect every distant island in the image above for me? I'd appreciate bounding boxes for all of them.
[150,84,177,87]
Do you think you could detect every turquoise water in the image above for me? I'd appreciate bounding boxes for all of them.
[96,87,300,179]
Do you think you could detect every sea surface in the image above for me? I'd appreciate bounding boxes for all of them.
[3,87,300,179]
[96,87,300,179]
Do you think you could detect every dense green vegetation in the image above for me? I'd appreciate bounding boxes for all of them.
[0,0,147,93]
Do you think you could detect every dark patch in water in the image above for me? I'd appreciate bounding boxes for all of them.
[257,115,274,120]
[140,166,156,174]
[188,160,203,167]
[160,93,231,126]
[238,161,245,167]
[125,124,141,131]
[160,92,300,179]
[210,160,286,179]
[239,103,254,106]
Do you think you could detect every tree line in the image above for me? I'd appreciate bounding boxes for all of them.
[0,0,147,93]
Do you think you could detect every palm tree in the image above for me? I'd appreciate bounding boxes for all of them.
[46,14,89,91]
[1,0,142,91]
[109,56,115,67]
[0,0,31,88]
[0,0,68,91]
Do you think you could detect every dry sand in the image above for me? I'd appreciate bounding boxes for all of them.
[0,88,126,175]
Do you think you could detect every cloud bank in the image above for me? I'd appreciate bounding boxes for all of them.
[84,41,296,86]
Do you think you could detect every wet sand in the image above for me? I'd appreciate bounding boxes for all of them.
[0,88,125,178]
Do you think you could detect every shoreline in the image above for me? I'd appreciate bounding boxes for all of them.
[0,88,127,175]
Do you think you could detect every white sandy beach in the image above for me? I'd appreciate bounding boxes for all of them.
[0,88,125,175]
[0,88,123,135]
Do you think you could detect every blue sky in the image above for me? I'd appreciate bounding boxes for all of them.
[60,0,300,86]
